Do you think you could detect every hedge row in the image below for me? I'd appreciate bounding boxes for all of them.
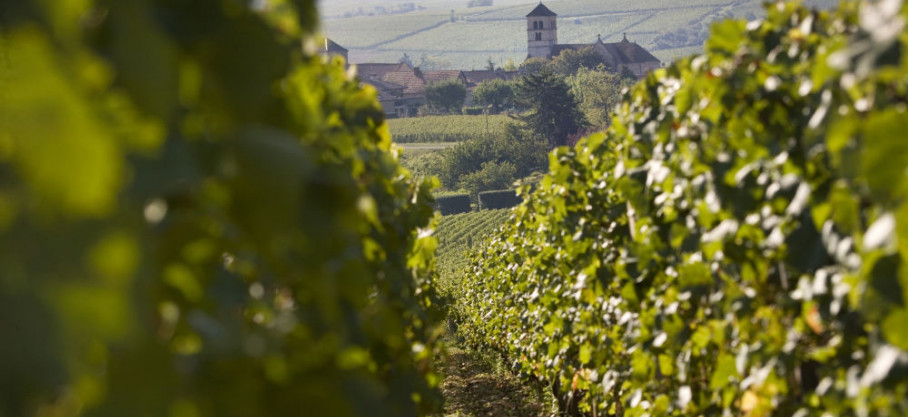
[454,1,908,416]
[478,189,522,210]
[435,193,472,215]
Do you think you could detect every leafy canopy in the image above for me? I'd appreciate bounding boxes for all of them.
[425,79,466,115]
[0,1,442,416]
[516,70,588,148]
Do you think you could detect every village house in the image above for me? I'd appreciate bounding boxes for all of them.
[525,3,661,78]
[354,63,469,118]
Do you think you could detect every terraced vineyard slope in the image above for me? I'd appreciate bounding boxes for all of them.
[321,0,838,69]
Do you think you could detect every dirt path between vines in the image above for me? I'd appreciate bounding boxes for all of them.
[437,346,547,417]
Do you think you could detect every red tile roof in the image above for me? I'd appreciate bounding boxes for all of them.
[381,70,426,97]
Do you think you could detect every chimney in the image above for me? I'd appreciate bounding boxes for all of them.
[413,66,423,79]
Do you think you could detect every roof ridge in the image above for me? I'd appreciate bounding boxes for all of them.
[526,3,557,17]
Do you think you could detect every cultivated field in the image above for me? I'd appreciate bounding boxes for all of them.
[388,114,513,143]
[322,0,838,69]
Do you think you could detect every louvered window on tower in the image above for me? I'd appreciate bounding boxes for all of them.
[535,32,541,40]
[539,21,543,29]
[533,21,538,29]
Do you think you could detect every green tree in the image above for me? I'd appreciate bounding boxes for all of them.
[518,57,549,75]
[439,124,547,192]
[619,65,638,80]
[456,161,518,198]
[567,66,636,128]
[425,79,466,115]
[471,79,515,114]
[548,46,608,76]
[516,70,587,148]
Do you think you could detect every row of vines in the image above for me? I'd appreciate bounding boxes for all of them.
[435,209,511,298]
[454,1,908,416]
[437,208,511,252]
[0,1,442,416]
[388,114,512,143]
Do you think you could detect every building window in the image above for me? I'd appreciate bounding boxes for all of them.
[535,32,542,41]
[538,21,543,29]
[533,21,538,29]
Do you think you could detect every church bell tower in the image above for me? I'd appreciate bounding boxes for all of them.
[526,3,557,58]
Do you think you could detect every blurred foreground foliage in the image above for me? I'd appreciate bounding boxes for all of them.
[0,1,443,416]
[456,0,908,415]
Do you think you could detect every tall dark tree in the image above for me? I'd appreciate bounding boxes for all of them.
[516,70,587,148]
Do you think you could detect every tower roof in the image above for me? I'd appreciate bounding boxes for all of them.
[526,3,557,17]
[324,38,347,54]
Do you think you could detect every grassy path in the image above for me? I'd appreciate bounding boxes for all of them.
[437,345,547,417]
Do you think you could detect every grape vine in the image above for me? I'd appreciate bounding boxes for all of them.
[0,1,441,416]
[455,1,908,416]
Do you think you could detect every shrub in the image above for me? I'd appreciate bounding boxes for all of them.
[434,193,472,215]
[478,190,521,210]
[439,124,547,190]
[399,150,445,180]
[463,106,484,115]
[456,161,517,199]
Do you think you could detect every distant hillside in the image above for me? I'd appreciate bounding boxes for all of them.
[319,0,837,69]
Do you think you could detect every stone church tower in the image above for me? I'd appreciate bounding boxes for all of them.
[526,3,557,58]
